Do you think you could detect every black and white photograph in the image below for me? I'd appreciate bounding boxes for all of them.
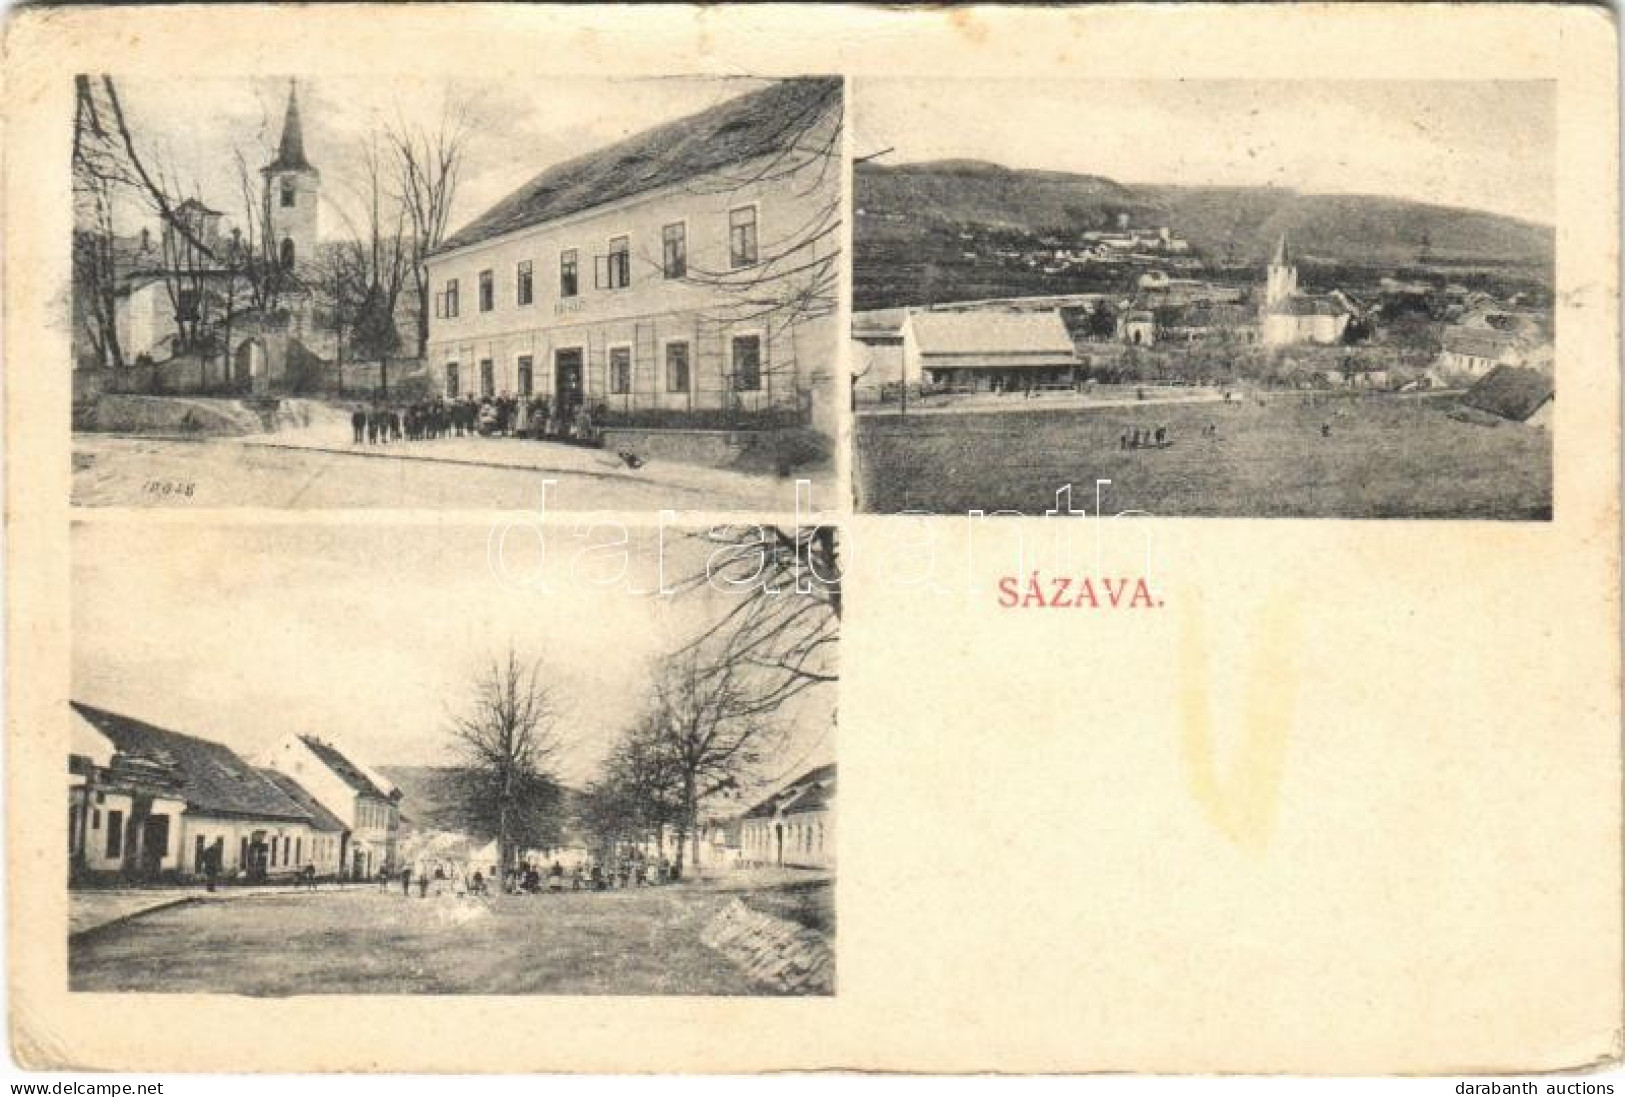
[71,74,842,510]
[851,79,1555,519]
[68,521,838,996]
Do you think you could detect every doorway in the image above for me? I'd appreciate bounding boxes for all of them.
[555,348,584,420]
[139,815,170,878]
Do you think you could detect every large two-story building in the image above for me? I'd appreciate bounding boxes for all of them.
[423,77,841,431]
[261,733,403,879]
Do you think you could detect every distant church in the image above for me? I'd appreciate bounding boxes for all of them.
[1259,235,1352,347]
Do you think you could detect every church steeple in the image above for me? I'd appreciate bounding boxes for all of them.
[261,79,320,270]
[266,80,315,174]
[1265,232,1298,309]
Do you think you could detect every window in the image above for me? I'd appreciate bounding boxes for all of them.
[283,836,291,863]
[662,223,687,279]
[731,334,762,391]
[281,179,296,208]
[433,292,445,319]
[444,278,460,318]
[269,836,277,868]
[445,362,460,398]
[92,808,101,829]
[280,238,296,268]
[517,355,534,397]
[598,236,630,290]
[479,269,494,312]
[295,837,302,865]
[729,206,758,268]
[240,837,248,867]
[609,346,632,395]
[480,359,495,398]
[105,810,123,858]
[665,341,690,393]
[560,249,579,297]
[517,260,533,306]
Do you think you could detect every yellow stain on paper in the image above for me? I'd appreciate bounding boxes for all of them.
[1180,594,1299,850]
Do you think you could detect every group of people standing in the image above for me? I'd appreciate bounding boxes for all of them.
[1119,425,1172,449]
[348,395,601,447]
[508,853,677,895]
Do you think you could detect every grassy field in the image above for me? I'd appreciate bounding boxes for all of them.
[856,393,1552,519]
[70,886,802,996]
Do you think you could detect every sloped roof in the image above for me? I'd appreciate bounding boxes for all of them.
[436,77,841,256]
[299,735,391,800]
[1442,327,1521,359]
[783,781,833,815]
[908,310,1077,361]
[258,769,348,833]
[1461,365,1554,423]
[743,763,837,819]
[1271,295,1349,317]
[853,307,910,340]
[70,702,311,822]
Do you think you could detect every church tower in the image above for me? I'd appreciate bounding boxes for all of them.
[1264,233,1298,309]
[261,80,319,271]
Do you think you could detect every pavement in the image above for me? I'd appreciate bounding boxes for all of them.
[72,432,817,510]
[69,882,372,937]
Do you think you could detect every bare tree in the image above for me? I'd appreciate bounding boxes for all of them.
[674,524,841,716]
[387,94,471,359]
[445,646,562,873]
[670,79,843,414]
[645,644,787,875]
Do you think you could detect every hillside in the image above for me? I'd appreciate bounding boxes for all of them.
[856,161,1555,265]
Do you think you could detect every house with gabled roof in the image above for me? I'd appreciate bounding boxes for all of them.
[740,762,835,870]
[422,77,841,434]
[69,702,328,883]
[261,733,403,879]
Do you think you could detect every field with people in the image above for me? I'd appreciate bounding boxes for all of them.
[70,883,814,996]
[855,392,1552,519]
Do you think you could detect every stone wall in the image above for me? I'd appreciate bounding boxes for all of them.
[700,898,834,995]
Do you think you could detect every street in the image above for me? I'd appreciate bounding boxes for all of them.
[70,880,831,996]
[72,434,807,510]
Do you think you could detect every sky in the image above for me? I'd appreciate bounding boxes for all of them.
[853,79,1555,224]
[72,521,837,800]
[105,74,780,244]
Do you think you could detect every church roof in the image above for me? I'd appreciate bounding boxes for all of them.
[435,77,840,257]
[264,81,316,175]
[1270,295,1348,317]
[1270,234,1292,267]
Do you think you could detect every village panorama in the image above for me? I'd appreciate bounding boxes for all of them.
[69,524,839,996]
[71,75,841,511]
[851,79,1556,520]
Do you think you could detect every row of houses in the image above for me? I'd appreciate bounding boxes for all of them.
[69,702,402,885]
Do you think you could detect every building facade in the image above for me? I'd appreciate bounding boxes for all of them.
[739,763,836,870]
[70,702,331,883]
[423,78,841,429]
[900,309,1078,391]
[260,733,402,879]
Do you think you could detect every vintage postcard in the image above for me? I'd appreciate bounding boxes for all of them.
[5,1,1621,1080]
[70,72,842,511]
